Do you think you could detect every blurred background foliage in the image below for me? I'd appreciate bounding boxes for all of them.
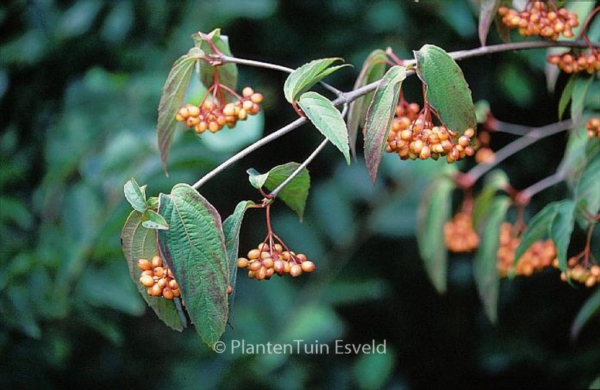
[1,0,599,388]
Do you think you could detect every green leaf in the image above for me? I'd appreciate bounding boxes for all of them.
[121,211,185,331]
[363,65,407,183]
[157,184,229,347]
[247,163,311,221]
[417,169,456,293]
[347,49,388,158]
[479,0,501,46]
[557,125,592,188]
[571,75,594,126]
[513,202,559,272]
[222,200,254,312]
[142,209,169,230]
[473,170,509,227]
[157,47,201,174]
[283,58,348,103]
[474,196,511,324]
[558,75,576,120]
[414,44,476,134]
[124,178,147,213]
[549,200,575,271]
[574,152,600,229]
[571,288,600,341]
[298,91,350,164]
[192,29,238,94]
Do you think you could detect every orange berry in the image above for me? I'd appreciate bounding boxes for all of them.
[137,258,152,271]
[237,257,249,268]
[162,287,174,300]
[151,255,163,268]
[290,264,302,277]
[301,261,316,273]
[140,274,155,287]
[248,249,261,259]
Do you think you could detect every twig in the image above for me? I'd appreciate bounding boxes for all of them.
[191,40,594,191]
[270,137,330,198]
[192,117,306,189]
[466,120,573,183]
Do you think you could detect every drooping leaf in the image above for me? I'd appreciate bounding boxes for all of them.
[124,178,147,213]
[571,288,600,341]
[142,209,169,230]
[192,29,238,93]
[157,184,229,347]
[222,200,254,312]
[479,0,502,46]
[513,202,559,272]
[417,169,456,293]
[571,75,594,126]
[347,49,388,158]
[283,58,349,103]
[558,74,576,120]
[474,196,511,324]
[157,47,202,174]
[121,210,185,331]
[298,91,350,164]
[247,163,310,221]
[557,125,591,188]
[549,200,575,271]
[414,44,476,134]
[473,170,509,227]
[363,65,407,183]
[574,152,600,229]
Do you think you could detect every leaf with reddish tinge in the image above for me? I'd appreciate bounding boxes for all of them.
[363,65,406,183]
[348,49,388,158]
[157,184,229,348]
[157,48,203,174]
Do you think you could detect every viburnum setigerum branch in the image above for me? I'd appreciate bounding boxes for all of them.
[191,40,596,192]
[515,170,567,205]
[459,119,574,187]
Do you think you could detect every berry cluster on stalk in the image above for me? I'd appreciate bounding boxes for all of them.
[444,212,479,253]
[237,242,315,281]
[557,255,600,288]
[138,255,181,300]
[586,117,600,139]
[498,1,579,41]
[385,98,475,163]
[176,87,263,134]
[547,50,600,74]
[496,222,557,277]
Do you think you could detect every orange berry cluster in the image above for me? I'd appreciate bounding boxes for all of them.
[385,101,476,162]
[237,243,315,281]
[557,258,600,288]
[547,50,600,74]
[497,223,557,277]
[498,2,579,41]
[586,117,600,139]
[444,212,479,253]
[175,87,263,134]
[138,255,181,300]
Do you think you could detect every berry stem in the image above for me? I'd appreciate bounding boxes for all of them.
[517,170,566,204]
[578,6,600,41]
[466,119,573,183]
